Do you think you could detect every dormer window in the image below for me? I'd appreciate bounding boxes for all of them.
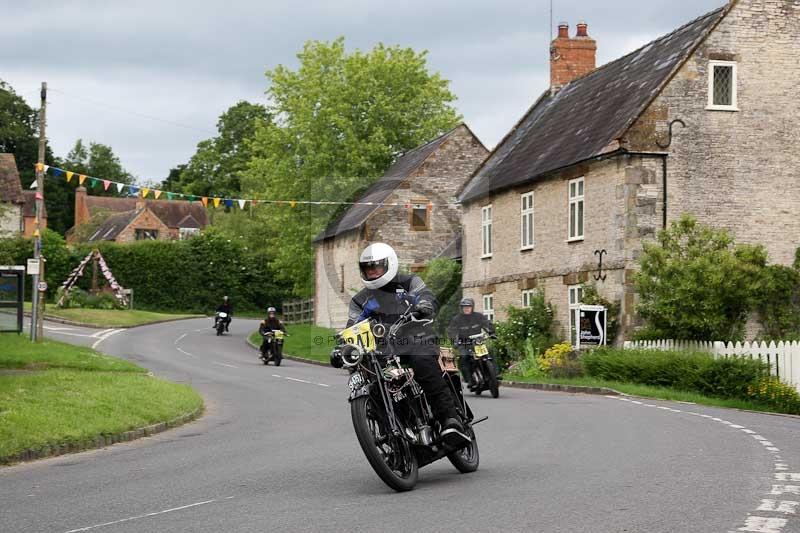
[707,61,738,111]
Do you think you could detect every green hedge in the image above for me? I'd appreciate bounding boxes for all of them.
[582,347,768,399]
[0,229,291,313]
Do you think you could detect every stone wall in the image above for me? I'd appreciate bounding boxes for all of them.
[461,155,663,341]
[0,204,22,237]
[314,124,488,329]
[626,0,800,267]
[115,209,170,243]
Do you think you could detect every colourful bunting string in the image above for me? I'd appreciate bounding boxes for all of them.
[32,164,456,212]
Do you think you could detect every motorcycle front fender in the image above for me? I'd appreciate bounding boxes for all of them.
[348,384,370,403]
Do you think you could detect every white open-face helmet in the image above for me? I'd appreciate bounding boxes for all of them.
[359,242,398,290]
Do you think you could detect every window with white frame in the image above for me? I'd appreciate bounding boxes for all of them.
[707,61,738,111]
[568,177,585,241]
[179,227,200,240]
[483,294,494,322]
[522,289,536,308]
[481,205,493,257]
[521,192,535,250]
[568,285,584,346]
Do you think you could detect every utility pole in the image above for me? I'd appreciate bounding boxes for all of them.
[30,82,46,342]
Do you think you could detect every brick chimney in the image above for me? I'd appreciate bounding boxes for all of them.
[550,21,597,92]
[136,192,146,211]
[74,186,90,227]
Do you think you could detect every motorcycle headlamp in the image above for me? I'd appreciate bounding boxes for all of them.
[340,343,364,368]
[372,323,386,339]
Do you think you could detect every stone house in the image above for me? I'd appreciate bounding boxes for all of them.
[458,0,800,343]
[67,186,209,243]
[313,124,488,328]
[0,154,46,237]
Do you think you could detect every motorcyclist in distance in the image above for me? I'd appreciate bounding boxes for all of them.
[215,296,233,332]
[259,306,287,354]
[447,298,496,390]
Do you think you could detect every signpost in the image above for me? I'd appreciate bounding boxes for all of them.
[576,304,608,348]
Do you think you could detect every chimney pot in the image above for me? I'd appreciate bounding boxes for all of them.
[557,22,569,39]
[576,21,588,37]
[550,20,597,92]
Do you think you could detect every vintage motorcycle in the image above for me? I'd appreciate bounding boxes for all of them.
[260,329,285,366]
[331,306,485,492]
[215,312,229,336]
[463,332,500,398]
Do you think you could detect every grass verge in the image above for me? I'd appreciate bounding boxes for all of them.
[24,302,202,328]
[0,334,203,462]
[503,373,790,414]
[249,323,336,364]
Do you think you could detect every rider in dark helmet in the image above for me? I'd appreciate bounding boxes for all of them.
[447,297,496,389]
[215,296,233,331]
[335,242,470,448]
[259,307,286,354]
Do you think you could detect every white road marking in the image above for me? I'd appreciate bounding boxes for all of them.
[44,325,75,332]
[90,329,114,338]
[272,374,329,388]
[212,361,238,369]
[175,333,187,344]
[776,464,789,471]
[176,347,195,358]
[771,486,800,496]
[91,329,123,350]
[756,500,799,515]
[738,516,788,532]
[775,474,800,482]
[63,498,229,532]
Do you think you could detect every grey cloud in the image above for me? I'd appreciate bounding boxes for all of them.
[2,0,726,180]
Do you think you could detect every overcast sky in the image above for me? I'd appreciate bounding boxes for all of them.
[2,0,725,183]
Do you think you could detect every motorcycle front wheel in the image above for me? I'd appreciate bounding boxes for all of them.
[487,360,500,398]
[447,425,479,473]
[350,395,418,492]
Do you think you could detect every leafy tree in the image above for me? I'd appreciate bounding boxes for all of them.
[44,139,135,234]
[245,37,461,295]
[635,215,766,341]
[165,102,269,198]
[419,258,462,338]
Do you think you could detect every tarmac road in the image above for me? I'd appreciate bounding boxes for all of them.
[2,318,799,532]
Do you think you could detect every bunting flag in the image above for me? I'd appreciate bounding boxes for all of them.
[32,164,456,213]
[29,180,37,189]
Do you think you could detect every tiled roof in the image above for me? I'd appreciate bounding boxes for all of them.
[0,154,24,205]
[459,6,727,203]
[313,125,467,242]
[84,195,209,228]
[88,210,140,242]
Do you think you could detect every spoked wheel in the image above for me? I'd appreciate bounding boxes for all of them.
[351,395,418,492]
[447,425,479,473]
[487,361,500,398]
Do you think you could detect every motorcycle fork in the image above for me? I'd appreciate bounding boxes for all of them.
[371,357,402,438]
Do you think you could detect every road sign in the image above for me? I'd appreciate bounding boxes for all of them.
[27,258,40,276]
[37,281,48,292]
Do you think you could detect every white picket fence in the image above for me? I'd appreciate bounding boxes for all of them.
[623,339,800,393]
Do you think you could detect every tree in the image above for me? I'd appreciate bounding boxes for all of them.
[244,37,462,295]
[162,102,269,198]
[45,139,135,234]
[635,215,766,341]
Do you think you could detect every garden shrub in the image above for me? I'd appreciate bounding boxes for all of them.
[538,342,582,378]
[583,347,768,399]
[747,378,800,414]
[755,264,800,341]
[490,293,559,371]
[419,258,462,339]
[56,287,123,310]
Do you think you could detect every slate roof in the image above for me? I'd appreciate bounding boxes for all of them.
[459,6,727,203]
[313,125,466,242]
[0,154,24,205]
[88,209,141,242]
[84,195,209,228]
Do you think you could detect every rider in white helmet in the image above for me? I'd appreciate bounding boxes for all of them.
[336,242,470,448]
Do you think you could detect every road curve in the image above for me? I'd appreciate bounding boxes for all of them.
[2,318,799,533]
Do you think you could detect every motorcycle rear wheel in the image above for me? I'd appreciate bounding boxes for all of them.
[447,426,479,473]
[351,395,418,492]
